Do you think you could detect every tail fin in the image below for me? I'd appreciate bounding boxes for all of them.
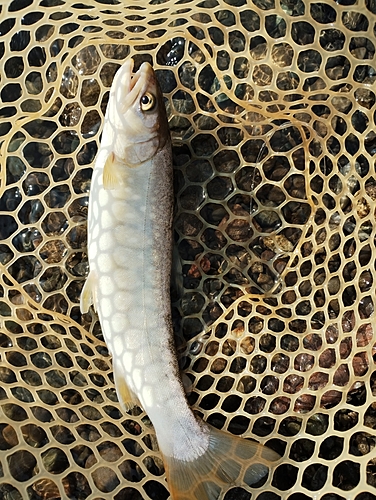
[163,423,279,500]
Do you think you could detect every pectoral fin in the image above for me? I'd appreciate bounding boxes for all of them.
[80,271,97,314]
[113,364,141,412]
[103,152,124,190]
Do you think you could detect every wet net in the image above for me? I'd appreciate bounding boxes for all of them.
[0,0,376,498]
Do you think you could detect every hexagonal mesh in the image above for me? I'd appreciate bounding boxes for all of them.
[0,0,376,498]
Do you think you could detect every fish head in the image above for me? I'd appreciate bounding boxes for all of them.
[107,58,170,165]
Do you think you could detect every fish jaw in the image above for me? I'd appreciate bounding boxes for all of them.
[101,59,169,166]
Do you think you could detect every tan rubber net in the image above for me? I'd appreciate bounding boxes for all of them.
[0,0,376,498]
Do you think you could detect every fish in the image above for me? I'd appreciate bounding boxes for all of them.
[80,58,279,499]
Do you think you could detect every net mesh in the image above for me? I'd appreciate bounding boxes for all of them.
[0,0,376,498]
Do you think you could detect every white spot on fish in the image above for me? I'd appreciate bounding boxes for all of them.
[121,348,138,375]
[98,189,109,207]
[98,235,112,252]
[100,209,113,229]
[100,297,112,318]
[98,275,115,296]
[111,313,128,333]
[97,254,113,273]
[113,335,124,354]
[92,223,99,240]
[92,202,99,221]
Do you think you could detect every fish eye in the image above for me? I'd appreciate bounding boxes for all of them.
[140,92,156,111]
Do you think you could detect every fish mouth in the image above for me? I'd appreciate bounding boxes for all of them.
[114,59,155,113]
[129,61,154,91]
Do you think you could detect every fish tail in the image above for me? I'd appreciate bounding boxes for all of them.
[163,423,279,500]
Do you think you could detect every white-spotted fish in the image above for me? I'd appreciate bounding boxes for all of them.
[81,58,279,499]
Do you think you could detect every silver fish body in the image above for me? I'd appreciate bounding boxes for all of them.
[81,58,279,500]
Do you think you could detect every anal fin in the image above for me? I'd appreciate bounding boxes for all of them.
[113,363,141,412]
[103,152,124,190]
[80,271,97,314]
